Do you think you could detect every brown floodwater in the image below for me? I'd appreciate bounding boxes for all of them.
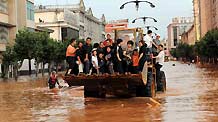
[1,61,218,122]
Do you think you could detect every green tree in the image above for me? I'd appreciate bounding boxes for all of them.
[14,29,37,75]
[52,41,66,73]
[171,43,195,61]
[195,29,218,63]
[2,46,20,79]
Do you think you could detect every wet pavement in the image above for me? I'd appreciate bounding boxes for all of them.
[0,61,218,122]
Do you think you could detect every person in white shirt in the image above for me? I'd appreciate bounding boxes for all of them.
[153,44,165,89]
[144,30,158,54]
[143,30,153,53]
[155,45,165,66]
[91,48,99,74]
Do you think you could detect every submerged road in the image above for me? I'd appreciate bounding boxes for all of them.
[0,61,218,122]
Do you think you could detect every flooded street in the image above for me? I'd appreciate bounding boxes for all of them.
[1,61,218,122]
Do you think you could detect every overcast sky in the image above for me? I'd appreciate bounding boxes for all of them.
[35,0,193,39]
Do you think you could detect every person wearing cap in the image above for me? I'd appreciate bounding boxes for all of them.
[91,48,99,74]
[103,34,113,46]
[152,34,161,56]
[48,71,61,89]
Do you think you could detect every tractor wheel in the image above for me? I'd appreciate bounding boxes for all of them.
[160,71,166,92]
[145,71,156,98]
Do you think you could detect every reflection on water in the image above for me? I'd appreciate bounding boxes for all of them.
[0,62,218,122]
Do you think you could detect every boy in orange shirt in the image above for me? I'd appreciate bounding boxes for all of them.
[132,49,139,74]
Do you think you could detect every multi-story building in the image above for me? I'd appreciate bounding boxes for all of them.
[35,0,106,43]
[35,6,80,41]
[0,0,35,63]
[167,17,194,50]
[193,0,218,38]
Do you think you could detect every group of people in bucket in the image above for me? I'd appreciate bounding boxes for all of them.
[48,30,165,89]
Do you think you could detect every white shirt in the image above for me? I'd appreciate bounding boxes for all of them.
[92,56,98,67]
[143,34,153,48]
[156,50,165,65]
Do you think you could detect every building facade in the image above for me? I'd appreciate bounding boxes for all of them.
[181,25,196,45]
[35,0,106,43]
[193,0,201,41]
[193,0,218,39]
[35,7,80,41]
[167,17,194,50]
[0,0,35,63]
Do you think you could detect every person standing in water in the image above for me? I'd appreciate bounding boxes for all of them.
[48,71,61,89]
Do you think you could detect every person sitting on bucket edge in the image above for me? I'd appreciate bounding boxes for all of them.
[152,44,165,89]
[48,71,61,89]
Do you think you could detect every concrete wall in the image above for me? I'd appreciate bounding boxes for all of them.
[181,25,196,45]
[193,0,201,41]
[49,26,61,41]
[0,13,8,23]
[35,11,64,23]
[198,0,218,38]
[16,0,27,29]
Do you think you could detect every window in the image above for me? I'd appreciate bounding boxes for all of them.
[26,1,34,20]
[79,26,85,38]
[0,26,9,43]
[0,0,8,13]
[80,13,84,23]
[61,27,79,41]
[174,39,178,47]
[173,27,178,46]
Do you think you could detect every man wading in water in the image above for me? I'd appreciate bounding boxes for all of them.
[48,71,61,89]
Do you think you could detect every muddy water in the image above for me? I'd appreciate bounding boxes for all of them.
[0,62,218,122]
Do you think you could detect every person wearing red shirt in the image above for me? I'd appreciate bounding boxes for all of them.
[48,71,61,89]
[132,49,139,74]
[103,34,113,46]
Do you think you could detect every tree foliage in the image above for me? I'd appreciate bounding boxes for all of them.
[2,29,70,78]
[195,29,218,58]
[171,29,218,63]
[171,43,195,61]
